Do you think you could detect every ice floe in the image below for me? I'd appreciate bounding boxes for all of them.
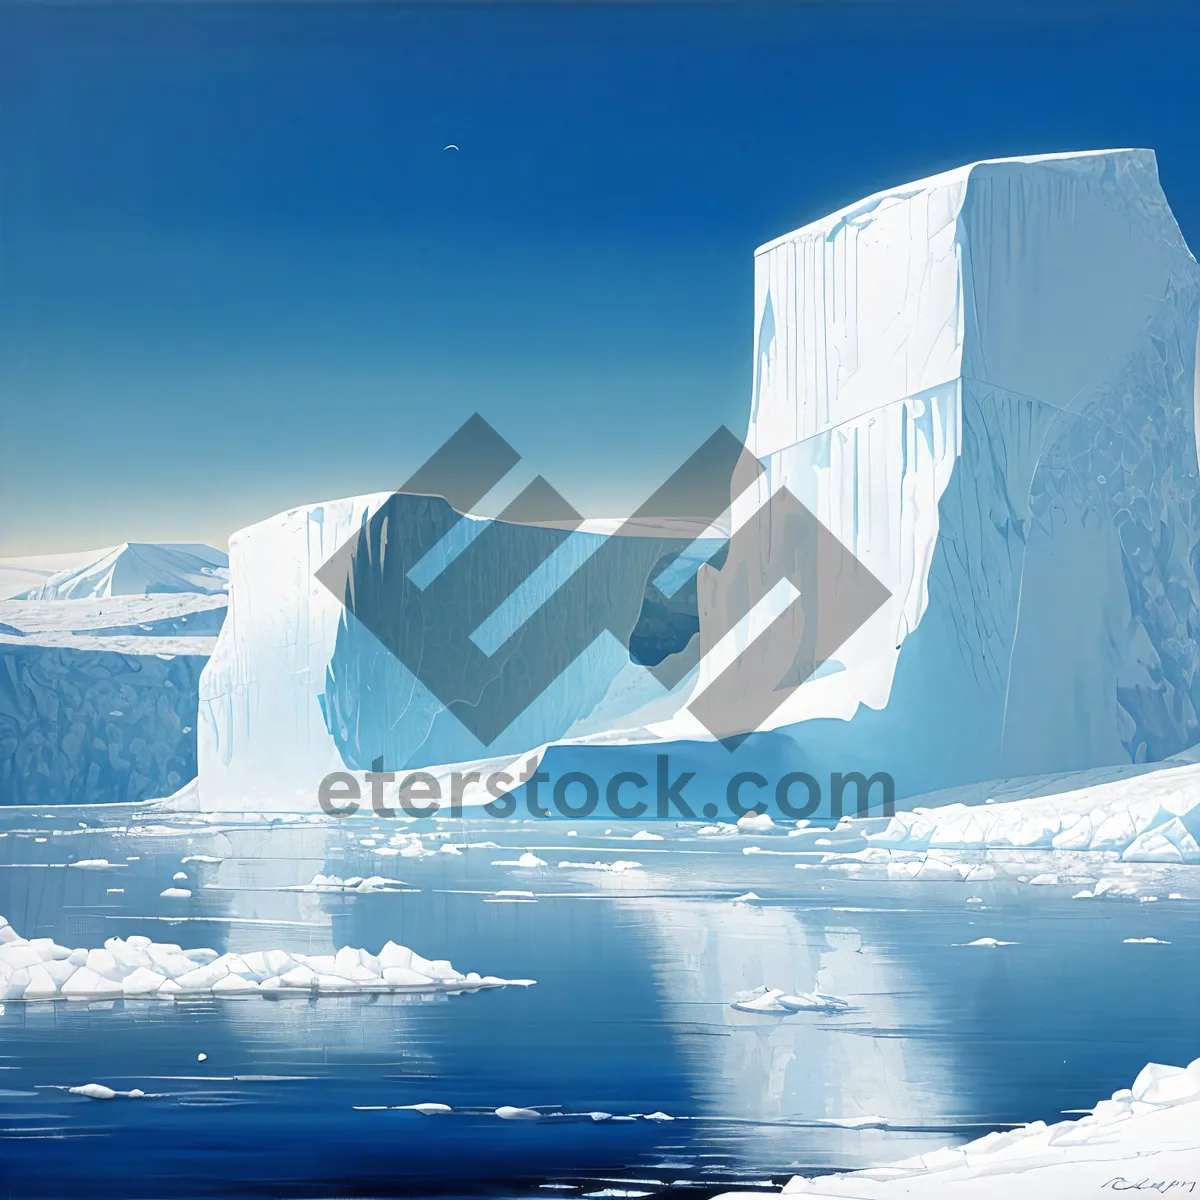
[68,1083,146,1100]
[492,852,548,868]
[0,914,532,1001]
[286,873,409,893]
[556,860,642,873]
[730,986,851,1014]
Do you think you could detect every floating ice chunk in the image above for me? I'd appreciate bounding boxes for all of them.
[492,852,548,868]
[399,1102,451,1114]
[1092,878,1139,898]
[966,897,983,904]
[732,892,760,904]
[737,812,776,834]
[181,855,221,864]
[556,860,641,873]
[70,1084,117,1099]
[642,1111,674,1122]
[197,1053,207,1062]
[957,937,1016,947]
[1123,937,1171,944]
[630,830,663,841]
[697,822,736,836]
[0,915,526,1002]
[121,968,168,996]
[495,1106,541,1120]
[172,872,188,881]
[70,859,116,870]
[160,888,192,898]
[1073,888,1095,899]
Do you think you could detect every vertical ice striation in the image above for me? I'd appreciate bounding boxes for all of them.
[735,149,1200,796]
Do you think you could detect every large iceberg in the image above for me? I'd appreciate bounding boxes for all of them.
[194,148,1200,811]
[197,493,714,807]
[721,147,1200,796]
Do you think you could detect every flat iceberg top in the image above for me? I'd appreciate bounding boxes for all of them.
[755,147,1151,254]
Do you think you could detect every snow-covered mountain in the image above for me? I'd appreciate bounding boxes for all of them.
[0,548,108,601]
[12,542,228,600]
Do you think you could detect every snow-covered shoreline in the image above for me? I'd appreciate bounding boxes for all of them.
[714,1060,1200,1199]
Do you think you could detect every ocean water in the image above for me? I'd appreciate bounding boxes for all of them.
[0,807,1196,1198]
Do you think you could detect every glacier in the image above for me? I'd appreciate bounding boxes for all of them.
[191,147,1200,812]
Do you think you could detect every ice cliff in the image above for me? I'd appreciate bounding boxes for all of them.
[198,494,711,806]
[0,595,225,805]
[722,148,1200,795]
[195,148,1200,810]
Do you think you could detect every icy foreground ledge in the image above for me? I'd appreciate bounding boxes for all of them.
[858,759,1200,860]
[715,1061,1200,1199]
[0,915,531,1000]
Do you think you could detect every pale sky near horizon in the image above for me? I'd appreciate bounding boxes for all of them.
[3,0,1200,556]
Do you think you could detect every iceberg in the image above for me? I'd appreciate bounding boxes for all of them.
[192,148,1200,812]
[548,148,1200,805]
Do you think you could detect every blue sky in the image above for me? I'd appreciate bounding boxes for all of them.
[2,1,1199,554]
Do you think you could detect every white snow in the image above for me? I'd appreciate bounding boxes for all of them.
[737,812,778,835]
[13,543,228,600]
[0,914,531,1001]
[285,873,408,893]
[730,986,851,1014]
[68,1083,145,1100]
[715,1058,1200,1199]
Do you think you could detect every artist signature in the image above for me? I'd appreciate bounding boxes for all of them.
[1103,1181,1197,1195]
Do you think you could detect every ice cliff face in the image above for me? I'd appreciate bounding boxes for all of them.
[195,148,1200,809]
[0,596,224,805]
[198,494,709,806]
[726,148,1200,796]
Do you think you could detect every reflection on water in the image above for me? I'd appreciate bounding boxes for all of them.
[0,808,1196,1197]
